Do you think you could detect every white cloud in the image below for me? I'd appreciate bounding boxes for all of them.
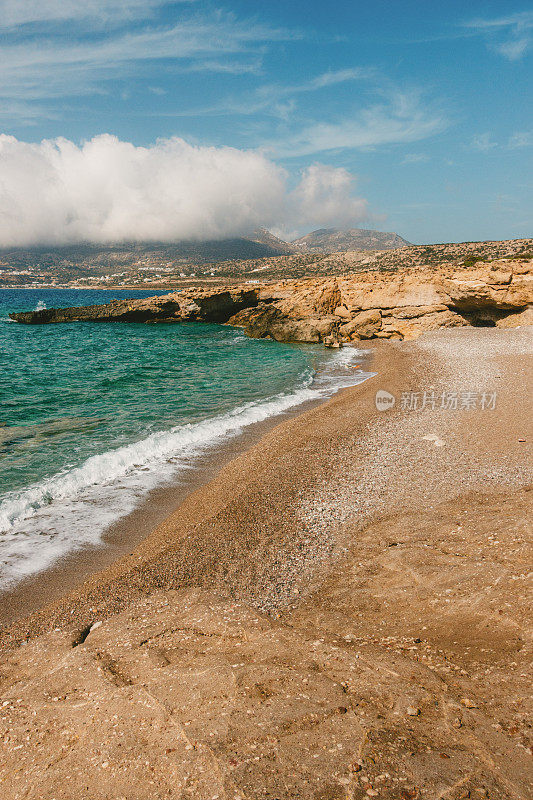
[307,68,372,89]
[495,37,530,60]
[0,134,370,247]
[401,153,429,164]
[163,68,372,119]
[508,131,533,148]
[0,11,291,109]
[465,11,533,31]
[0,1,192,29]
[273,92,447,157]
[470,131,533,151]
[288,165,369,230]
[464,11,533,60]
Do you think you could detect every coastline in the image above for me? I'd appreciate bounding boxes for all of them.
[1,326,531,799]
[0,341,391,647]
[0,344,376,631]
[4,327,530,651]
[0,329,531,647]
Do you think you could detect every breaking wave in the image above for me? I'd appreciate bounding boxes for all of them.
[0,346,372,588]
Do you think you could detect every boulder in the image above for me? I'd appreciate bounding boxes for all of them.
[228,304,282,338]
[333,304,351,320]
[378,308,467,340]
[286,316,339,343]
[229,306,339,343]
[340,309,382,340]
[494,306,533,327]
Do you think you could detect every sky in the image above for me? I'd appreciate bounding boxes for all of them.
[0,0,531,246]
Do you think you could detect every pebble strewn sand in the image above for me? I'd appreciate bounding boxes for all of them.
[292,328,533,601]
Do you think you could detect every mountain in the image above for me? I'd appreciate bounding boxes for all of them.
[0,229,410,282]
[291,228,411,252]
[0,227,415,286]
[247,229,296,254]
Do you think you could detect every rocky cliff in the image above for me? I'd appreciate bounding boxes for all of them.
[10,260,533,343]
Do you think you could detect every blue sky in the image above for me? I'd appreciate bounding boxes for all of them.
[0,0,532,244]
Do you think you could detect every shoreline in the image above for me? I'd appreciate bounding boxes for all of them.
[1,326,531,798]
[0,340,397,650]
[0,345,376,631]
[2,328,531,653]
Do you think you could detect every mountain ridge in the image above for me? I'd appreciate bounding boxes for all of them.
[0,226,410,280]
[291,227,411,252]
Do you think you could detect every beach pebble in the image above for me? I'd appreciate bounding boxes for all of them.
[421,434,445,447]
[406,706,420,716]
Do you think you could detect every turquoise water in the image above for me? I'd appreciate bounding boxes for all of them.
[0,288,369,588]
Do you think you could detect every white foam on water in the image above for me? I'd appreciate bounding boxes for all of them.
[34,300,47,311]
[0,345,374,588]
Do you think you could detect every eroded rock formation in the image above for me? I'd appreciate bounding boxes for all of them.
[10,260,532,342]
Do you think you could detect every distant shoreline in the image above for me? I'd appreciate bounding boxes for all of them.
[1,235,531,291]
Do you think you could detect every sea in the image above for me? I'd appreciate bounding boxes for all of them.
[0,288,372,590]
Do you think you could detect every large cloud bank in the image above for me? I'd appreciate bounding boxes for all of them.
[0,134,369,247]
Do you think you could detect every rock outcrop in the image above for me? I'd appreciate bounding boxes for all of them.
[10,260,532,343]
[10,288,259,326]
[230,260,532,342]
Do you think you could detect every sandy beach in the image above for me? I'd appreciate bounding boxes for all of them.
[2,2,532,796]
[1,326,532,799]
[0,381,353,629]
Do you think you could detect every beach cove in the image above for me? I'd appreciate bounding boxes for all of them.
[0,325,531,799]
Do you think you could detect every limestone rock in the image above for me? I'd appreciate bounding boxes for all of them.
[9,259,533,344]
[10,288,259,325]
[312,280,342,314]
[334,304,352,320]
[437,272,532,311]
[495,306,533,327]
[379,308,467,340]
[340,309,382,340]
[1,579,529,800]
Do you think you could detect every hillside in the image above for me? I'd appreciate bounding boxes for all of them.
[292,227,411,252]
[0,226,409,286]
[1,236,531,289]
[0,230,293,285]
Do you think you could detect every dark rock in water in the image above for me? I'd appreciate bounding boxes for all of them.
[9,301,180,325]
[9,289,259,326]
